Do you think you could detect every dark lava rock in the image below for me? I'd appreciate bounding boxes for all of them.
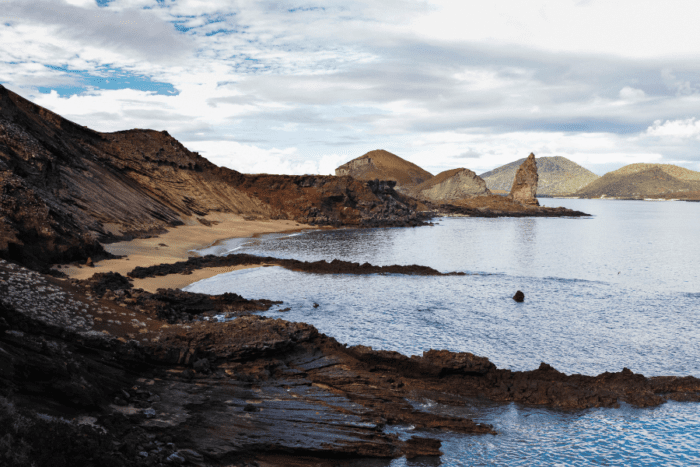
[84,271,133,297]
[127,253,466,280]
[513,290,525,302]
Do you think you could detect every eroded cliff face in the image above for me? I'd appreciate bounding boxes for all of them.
[508,153,539,206]
[0,85,275,270]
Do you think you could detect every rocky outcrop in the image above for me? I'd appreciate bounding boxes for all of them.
[1,259,699,466]
[508,153,539,206]
[223,172,428,227]
[411,168,490,201]
[423,200,589,218]
[334,150,433,191]
[125,253,466,280]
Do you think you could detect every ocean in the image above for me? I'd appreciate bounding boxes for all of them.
[186,199,700,466]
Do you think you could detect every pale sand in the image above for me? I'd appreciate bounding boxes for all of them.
[61,213,309,290]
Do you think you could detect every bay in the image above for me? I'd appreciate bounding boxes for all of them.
[186,199,700,466]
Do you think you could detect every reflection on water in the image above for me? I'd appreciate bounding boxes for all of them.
[187,199,700,466]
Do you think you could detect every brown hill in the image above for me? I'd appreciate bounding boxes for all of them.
[410,168,490,201]
[335,149,433,190]
[481,156,599,196]
[0,86,424,271]
[574,163,700,199]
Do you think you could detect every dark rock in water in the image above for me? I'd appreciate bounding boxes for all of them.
[513,290,525,302]
[509,153,539,206]
[127,253,467,280]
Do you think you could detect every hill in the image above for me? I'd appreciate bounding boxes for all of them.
[0,86,424,270]
[335,149,433,190]
[574,163,700,199]
[480,156,598,196]
[410,168,490,201]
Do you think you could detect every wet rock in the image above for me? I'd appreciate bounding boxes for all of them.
[404,436,442,458]
[193,358,210,374]
[508,153,539,206]
[420,349,496,376]
[513,290,525,302]
[128,254,466,281]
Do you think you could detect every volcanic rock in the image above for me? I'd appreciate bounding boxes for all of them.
[1,258,700,466]
[335,149,433,192]
[411,168,491,202]
[508,153,539,206]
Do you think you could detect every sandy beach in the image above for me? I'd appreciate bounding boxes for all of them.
[61,213,310,292]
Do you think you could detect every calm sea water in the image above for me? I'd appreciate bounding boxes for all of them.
[187,199,700,466]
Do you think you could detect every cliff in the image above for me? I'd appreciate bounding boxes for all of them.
[0,87,427,271]
[0,84,273,270]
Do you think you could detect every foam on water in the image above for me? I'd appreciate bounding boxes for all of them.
[186,199,700,465]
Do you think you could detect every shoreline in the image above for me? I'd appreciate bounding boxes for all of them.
[60,212,314,292]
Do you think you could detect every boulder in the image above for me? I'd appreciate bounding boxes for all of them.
[508,153,539,206]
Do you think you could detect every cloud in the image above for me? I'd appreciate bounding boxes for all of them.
[619,86,646,102]
[4,0,700,177]
[1,0,194,64]
[646,118,700,139]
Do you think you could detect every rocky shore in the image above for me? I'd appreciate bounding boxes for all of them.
[2,258,699,466]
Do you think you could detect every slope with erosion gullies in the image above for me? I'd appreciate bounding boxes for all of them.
[481,156,599,195]
[0,85,272,270]
[409,167,490,201]
[0,86,431,271]
[574,163,700,199]
[335,149,434,191]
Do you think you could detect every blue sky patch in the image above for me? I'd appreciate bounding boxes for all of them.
[40,65,177,97]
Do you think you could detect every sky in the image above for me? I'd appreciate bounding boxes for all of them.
[2,0,700,176]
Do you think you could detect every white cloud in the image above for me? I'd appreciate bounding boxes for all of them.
[3,0,700,178]
[646,118,700,139]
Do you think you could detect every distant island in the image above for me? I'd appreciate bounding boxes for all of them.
[480,156,599,197]
[574,163,700,200]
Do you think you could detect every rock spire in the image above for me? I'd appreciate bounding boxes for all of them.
[508,153,539,206]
